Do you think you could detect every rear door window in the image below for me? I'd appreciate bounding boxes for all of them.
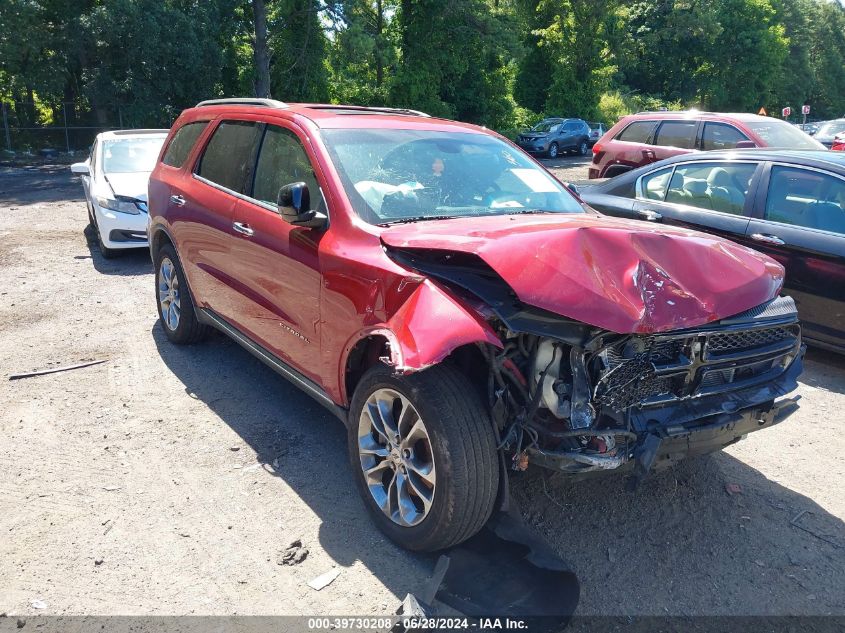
[639,167,674,201]
[702,123,749,151]
[196,120,262,193]
[654,121,698,149]
[250,125,326,212]
[765,166,845,234]
[162,121,208,168]
[615,120,657,143]
[663,162,757,214]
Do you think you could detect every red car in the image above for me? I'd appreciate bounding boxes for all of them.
[832,133,845,152]
[589,111,825,179]
[148,99,803,551]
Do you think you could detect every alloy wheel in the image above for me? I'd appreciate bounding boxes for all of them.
[358,388,436,527]
[158,257,181,331]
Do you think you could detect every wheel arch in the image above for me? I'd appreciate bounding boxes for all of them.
[339,281,502,405]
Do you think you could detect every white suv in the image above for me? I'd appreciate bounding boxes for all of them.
[71,129,167,258]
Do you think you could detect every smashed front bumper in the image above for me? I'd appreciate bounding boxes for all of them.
[527,346,804,476]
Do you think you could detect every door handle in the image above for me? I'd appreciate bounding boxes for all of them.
[636,209,663,221]
[232,221,255,237]
[170,195,186,207]
[750,233,785,246]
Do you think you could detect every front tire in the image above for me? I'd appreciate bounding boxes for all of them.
[348,364,499,552]
[578,141,588,156]
[547,142,559,159]
[154,244,210,344]
[92,214,119,259]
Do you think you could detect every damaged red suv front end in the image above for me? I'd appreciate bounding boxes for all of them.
[149,103,803,551]
[380,214,803,477]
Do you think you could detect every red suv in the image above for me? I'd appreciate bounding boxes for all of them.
[148,99,804,551]
[589,111,825,179]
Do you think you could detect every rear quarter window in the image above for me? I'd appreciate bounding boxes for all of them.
[161,121,208,168]
[615,120,657,143]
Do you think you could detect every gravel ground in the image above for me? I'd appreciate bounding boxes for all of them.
[1,164,843,619]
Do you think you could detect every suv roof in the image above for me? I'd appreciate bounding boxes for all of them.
[177,99,488,134]
[629,110,772,123]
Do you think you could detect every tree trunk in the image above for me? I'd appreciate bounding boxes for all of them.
[376,0,384,87]
[252,0,271,98]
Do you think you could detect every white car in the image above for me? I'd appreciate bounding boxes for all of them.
[71,130,168,258]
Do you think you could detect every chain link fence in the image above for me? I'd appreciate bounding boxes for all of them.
[1,101,129,156]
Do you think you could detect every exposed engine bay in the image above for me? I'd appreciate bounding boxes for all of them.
[387,246,805,478]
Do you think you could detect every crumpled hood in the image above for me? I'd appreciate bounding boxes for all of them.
[104,172,151,202]
[380,214,785,334]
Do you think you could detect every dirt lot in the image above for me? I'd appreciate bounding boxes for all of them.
[1,160,843,618]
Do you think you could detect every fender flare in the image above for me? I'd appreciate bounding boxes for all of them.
[339,279,502,402]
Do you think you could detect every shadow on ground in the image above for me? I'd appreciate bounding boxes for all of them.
[152,324,436,605]
[82,224,153,276]
[152,323,845,617]
[0,165,83,205]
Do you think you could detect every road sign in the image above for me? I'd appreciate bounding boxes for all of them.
[802,104,811,115]
[758,107,768,116]
[782,106,791,117]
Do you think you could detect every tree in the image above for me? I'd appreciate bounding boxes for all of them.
[252,0,272,98]
[391,0,520,127]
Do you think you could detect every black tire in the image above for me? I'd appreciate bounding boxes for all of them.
[547,142,559,159]
[578,140,589,156]
[92,215,120,259]
[348,363,499,552]
[154,243,210,344]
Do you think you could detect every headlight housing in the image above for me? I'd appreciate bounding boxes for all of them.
[96,196,141,215]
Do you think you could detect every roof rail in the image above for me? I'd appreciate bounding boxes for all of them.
[635,110,712,115]
[109,129,169,135]
[306,104,431,118]
[195,98,288,109]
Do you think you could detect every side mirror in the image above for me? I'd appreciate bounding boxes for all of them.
[277,182,327,229]
[71,162,90,175]
[565,182,580,197]
[735,140,758,149]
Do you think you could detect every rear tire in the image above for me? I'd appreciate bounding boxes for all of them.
[154,243,210,344]
[348,363,499,552]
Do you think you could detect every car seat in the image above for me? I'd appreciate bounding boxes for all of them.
[681,178,714,210]
[806,201,845,234]
[706,168,745,214]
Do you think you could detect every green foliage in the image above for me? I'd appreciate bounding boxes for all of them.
[2,0,845,140]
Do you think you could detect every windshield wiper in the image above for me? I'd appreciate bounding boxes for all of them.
[379,214,460,226]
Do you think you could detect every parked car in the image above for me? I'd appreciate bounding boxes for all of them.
[812,119,845,148]
[580,149,845,352]
[589,111,825,179]
[831,133,845,152]
[71,129,168,257]
[587,122,606,147]
[148,99,804,551]
[515,117,591,158]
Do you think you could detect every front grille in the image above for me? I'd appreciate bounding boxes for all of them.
[707,326,793,355]
[595,320,800,411]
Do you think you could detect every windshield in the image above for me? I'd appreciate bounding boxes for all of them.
[816,120,845,139]
[745,121,825,150]
[321,129,585,224]
[102,137,166,173]
[530,120,561,133]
